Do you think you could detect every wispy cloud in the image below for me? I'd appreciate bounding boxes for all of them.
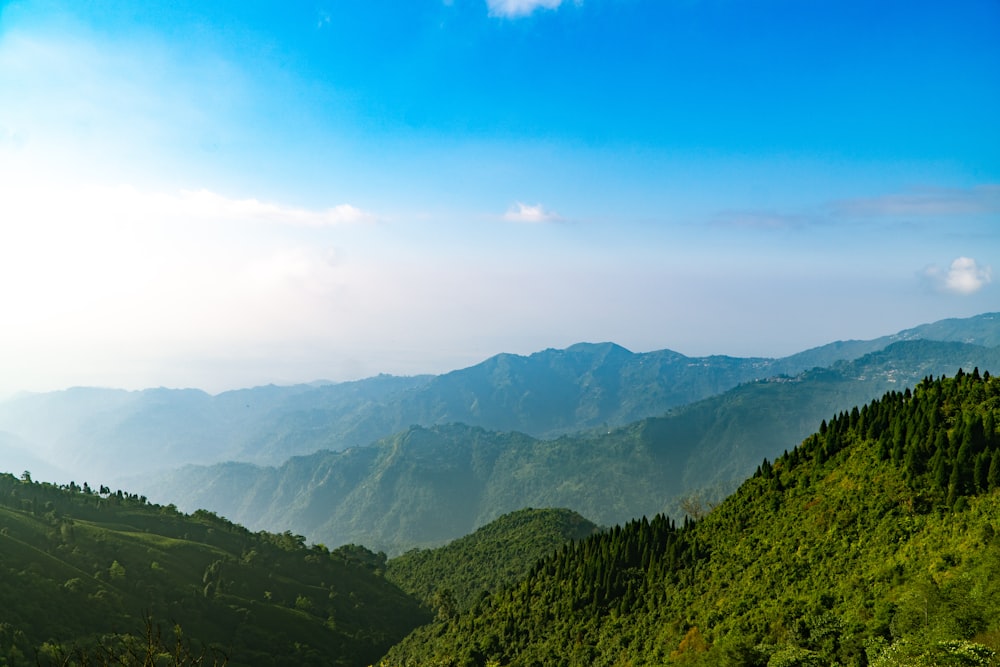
[503,202,563,223]
[5,183,374,228]
[710,185,1000,232]
[487,0,566,19]
[710,210,817,230]
[0,178,374,373]
[0,179,374,326]
[922,257,992,295]
[833,185,1000,217]
[176,189,375,226]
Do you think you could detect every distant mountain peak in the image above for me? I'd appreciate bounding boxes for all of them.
[562,341,633,354]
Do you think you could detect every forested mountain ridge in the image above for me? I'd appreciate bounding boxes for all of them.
[380,369,1000,667]
[774,311,1000,372]
[2,313,997,482]
[385,508,600,613]
[0,474,428,666]
[134,338,1000,554]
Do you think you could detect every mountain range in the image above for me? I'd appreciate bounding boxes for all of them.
[2,313,997,484]
[1,313,998,554]
[134,337,1000,554]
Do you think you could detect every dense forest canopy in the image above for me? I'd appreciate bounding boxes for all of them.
[386,508,599,613]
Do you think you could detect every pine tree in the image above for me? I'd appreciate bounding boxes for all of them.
[974,452,989,493]
[930,452,949,493]
[947,463,962,507]
[988,450,1000,491]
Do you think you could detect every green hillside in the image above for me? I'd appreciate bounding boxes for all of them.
[136,339,1000,554]
[0,475,428,666]
[386,508,600,612]
[381,369,1000,666]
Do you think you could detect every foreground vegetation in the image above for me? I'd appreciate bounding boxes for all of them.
[381,369,1000,666]
[0,475,428,666]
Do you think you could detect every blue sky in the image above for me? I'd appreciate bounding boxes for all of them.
[0,0,998,394]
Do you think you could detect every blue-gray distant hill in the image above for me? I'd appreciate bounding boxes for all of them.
[135,338,1000,554]
[1,312,996,482]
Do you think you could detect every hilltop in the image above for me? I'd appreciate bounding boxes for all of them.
[386,507,600,612]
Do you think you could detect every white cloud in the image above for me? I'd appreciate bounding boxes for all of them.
[503,202,563,223]
[922,257,992,295]
[487,0,565,18]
